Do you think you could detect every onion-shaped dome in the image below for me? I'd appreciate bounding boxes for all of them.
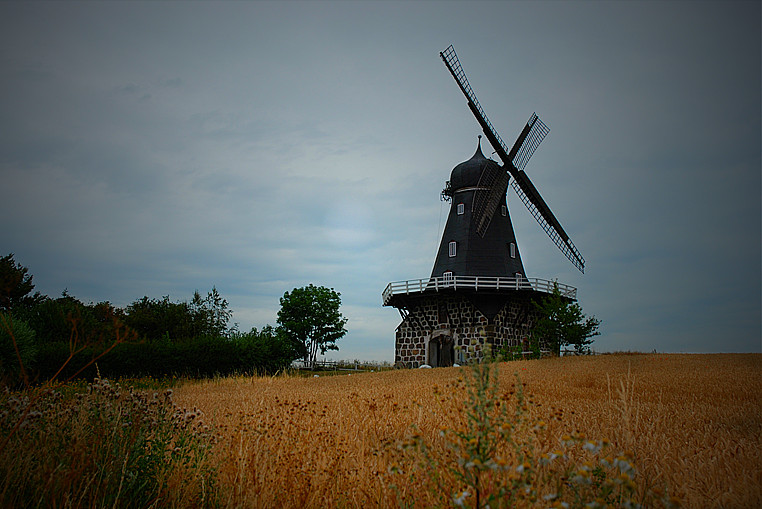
[449,137,498,190]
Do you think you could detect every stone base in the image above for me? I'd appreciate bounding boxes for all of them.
[394,293,544,368]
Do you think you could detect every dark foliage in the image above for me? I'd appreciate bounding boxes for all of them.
[34,326,296,380]
[1,255,300,382]
[532,283,601,354]
[277,284,347,368]
[0,253,44,313]
[124,287,232,342]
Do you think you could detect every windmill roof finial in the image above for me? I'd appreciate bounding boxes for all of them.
[472,135,485,160]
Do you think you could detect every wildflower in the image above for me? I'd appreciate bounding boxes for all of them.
[453,490,470,506]
[614,456,635,474]
[583,440,601,453]
[600,455,614,468]
[571,469,592,485]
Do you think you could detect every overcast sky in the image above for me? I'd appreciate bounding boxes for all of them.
[1,1,759,360]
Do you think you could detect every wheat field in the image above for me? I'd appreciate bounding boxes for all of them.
[175,354,762,508]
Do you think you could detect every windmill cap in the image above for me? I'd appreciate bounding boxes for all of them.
[449,136,499,190]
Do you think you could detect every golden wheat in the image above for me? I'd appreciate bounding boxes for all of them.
[174,354,762,508]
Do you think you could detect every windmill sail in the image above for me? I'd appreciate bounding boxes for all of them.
[509,113,549,171]
[440,44,585,273]
[472,161,509,237]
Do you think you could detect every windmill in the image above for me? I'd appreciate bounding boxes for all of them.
[382,45,585,368]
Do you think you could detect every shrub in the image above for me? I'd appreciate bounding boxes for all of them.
[0,377,218,507]
[33,328,297,381]
[0,313,37,384]
[390,360,679,508]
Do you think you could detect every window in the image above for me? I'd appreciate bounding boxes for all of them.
[457,203,464,215]
[510,242,516,258]
[443,271,454,286]
[501,205,507,216]
[515,272,523,280]
[448,241,457,257]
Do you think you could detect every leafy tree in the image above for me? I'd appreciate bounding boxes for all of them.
[189,286,232,338]
[532,283,601,354]
[277,284,348,368]
[124,296,193,341]
[20,291,124,345]
[124,288,232,342]
[0,253,44,313]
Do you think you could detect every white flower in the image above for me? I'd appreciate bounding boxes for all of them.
[453,490,470,506]
[583,441,601,453]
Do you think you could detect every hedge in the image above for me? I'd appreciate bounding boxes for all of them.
[30,334,294,381]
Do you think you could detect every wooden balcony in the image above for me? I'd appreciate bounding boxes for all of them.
[382,275,576,306]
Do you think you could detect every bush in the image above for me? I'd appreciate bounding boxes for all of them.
[33,327,298,381]
[0,313,37,384]
[0,377,218,507]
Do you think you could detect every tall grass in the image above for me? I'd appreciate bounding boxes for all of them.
[0,376,218,507]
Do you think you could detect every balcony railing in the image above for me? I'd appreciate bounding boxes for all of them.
[382,275,576,306]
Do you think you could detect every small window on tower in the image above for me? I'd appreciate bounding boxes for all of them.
[443,271,454,286]
[457,203,464,215]
[448,241,457,257]
[501,205,507,216]
[510,242,516,258]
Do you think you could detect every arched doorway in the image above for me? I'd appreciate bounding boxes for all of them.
[428,331,455,367]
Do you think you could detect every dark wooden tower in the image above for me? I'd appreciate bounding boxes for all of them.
[382,46,585,368]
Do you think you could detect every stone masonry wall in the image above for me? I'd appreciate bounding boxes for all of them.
[394,293,545,368]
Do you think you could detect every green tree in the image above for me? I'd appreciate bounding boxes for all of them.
[189,286,232,338]
[0,254,44,313]
[532,283,601,354]
[277,284,348,368]
[124,295,193,341]
[124,288,232,342]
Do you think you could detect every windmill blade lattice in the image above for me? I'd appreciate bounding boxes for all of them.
[472,162,509,237]
[509,177,586,273]
[512,113,549,170]
[440,45,513,165]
